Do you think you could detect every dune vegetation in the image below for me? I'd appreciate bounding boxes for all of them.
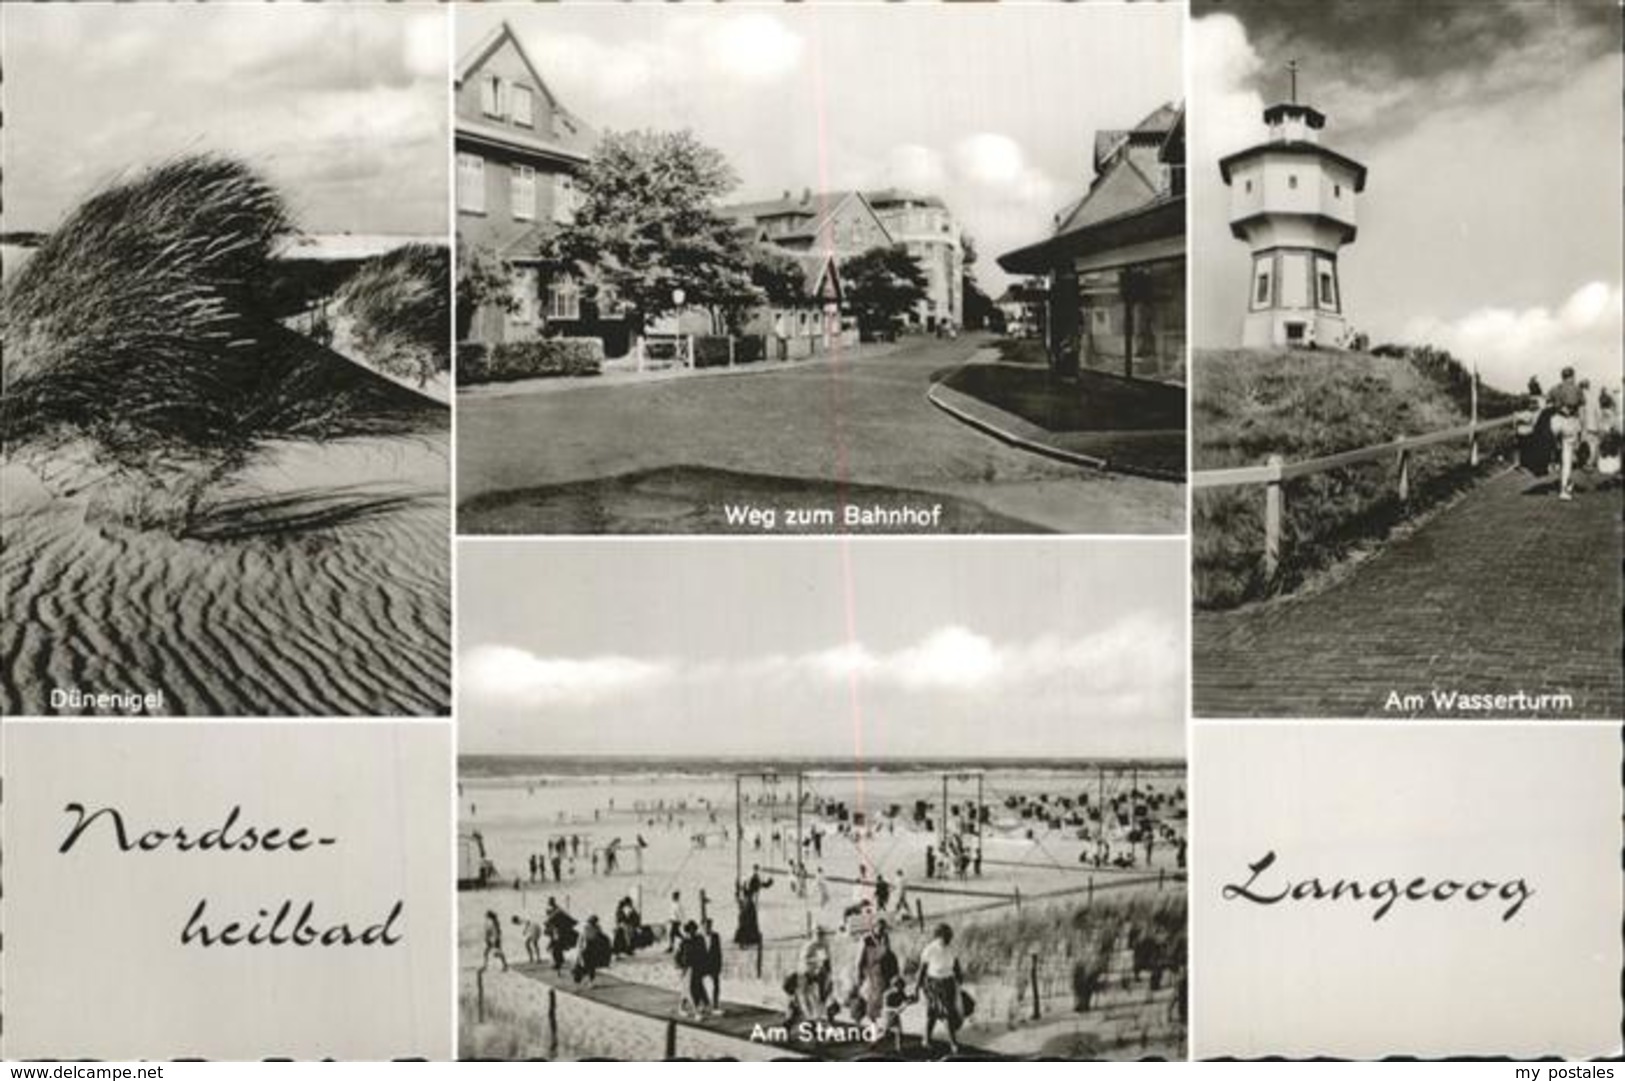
[0,154,433,534]
[1193,347,1518,608]
[333,242,452,388]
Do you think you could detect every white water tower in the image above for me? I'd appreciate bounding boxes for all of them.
[1220,63,1368,349]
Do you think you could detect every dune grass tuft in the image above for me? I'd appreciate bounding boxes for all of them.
[333,242,451,387]
[1,154,439,531]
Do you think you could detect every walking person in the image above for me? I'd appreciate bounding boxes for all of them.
[481,910,509,973]
[1581,378,1603,472]
[514,915,544,965]
[702,917,724,1013]
[915,923,964,1055]
[573,915,612,987]
[677,921,712,1019]
[1548,365,1585,500]
[667,890,685,953]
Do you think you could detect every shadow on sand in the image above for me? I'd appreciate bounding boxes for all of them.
[181,485,433,542]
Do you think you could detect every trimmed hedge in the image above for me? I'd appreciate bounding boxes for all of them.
[693,334,767,369]
[458,337,604,384]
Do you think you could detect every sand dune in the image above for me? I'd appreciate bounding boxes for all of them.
[1,435,450,717]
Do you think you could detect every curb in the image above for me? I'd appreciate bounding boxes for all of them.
[925,373,1185,483]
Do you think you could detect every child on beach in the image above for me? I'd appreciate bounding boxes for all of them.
[872,976,915,1054]
[481,910,508,973]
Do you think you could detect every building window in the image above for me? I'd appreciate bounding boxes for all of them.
[1251,256,1272,310]
[552,174,578,225]
[457,153,485,214]
[480,75,505,119]
[1288,174,1298,189]
[512,165,536,221]
[547,276,581,321]
[1334,183,1342,197]
[1244,179,1253,194]
[1316,256,1339,311]
[511,86,534,128]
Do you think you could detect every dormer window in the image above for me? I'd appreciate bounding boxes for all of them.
[511,86,534,128]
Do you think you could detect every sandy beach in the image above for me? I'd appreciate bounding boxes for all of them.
[459,763,1187,1059]
[1,432,450,716]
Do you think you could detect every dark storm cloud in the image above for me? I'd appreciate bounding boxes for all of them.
[1197,0,1619,103]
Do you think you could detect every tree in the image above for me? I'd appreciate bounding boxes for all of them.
[540,129,760,326]
[455,239,514,342]
[842,245,929,340]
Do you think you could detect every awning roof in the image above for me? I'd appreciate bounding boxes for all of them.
[997,196,1183,276]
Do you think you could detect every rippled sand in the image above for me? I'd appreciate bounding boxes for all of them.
[1,435,450,717]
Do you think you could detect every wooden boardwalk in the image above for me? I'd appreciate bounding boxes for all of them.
[510,963,1005,1061]
[1195,468,1623,717]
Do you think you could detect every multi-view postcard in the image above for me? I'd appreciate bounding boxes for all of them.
[452,4,1188,535]
[0,4,453,717]
[1187,0,1623,719]
[455,540,1188,1060]
[0,0,1622,1069]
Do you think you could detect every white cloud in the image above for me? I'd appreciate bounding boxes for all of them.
[1189,14,1266,174]
[704,13,804,83]
[466,616,1182,716]
[1400,281,1624,393]
[462,645,674,708]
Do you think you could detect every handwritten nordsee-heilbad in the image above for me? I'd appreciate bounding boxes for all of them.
[1223,851,1533,921]
[59,803,405,947]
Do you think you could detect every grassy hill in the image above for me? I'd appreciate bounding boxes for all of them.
[1193,347,1518,609]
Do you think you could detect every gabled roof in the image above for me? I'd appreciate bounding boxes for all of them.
[785,250,842,300]
[718,190,890,246]
[864,188,947,211]
[458,21,553,102]
[1093,101,1182,173]
[455,21,597,164]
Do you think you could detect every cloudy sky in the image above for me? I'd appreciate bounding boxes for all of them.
[458,541,1185,761]
[465,5,1182,298]
[1,5,447,236]
[1192,0,1623,392]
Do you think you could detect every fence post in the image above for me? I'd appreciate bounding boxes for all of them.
[1030,953,1042,1021]
[728,336,736,368]
[548,988,558,1058]
[1470,364,1480,466]
[476,968,485,1024]
[1014,884,1022,913]
[756,939,764,979]
[1397,444,1411,503]
[915,898,925,927]
[664,1019,678,1060]
[1263,454,1284,582]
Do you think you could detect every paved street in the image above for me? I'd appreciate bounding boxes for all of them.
[456,334,1183,533]
[1194,469,1624,718]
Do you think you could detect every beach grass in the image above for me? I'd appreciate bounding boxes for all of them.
[0,154,436,532]
[1193,347,1517,608]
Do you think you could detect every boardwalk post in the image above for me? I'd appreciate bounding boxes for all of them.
[1014,884,1022,913]
[664,1018,677,1060]
[1470,362,1481,466]
[1263,454,1284,581]
[1397,444,1411,503]
[755,938,764,978]
[476,968,485,1023]
[548,989,558,1058]
[1030,953,1042,1021]
[915,898,925,927]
